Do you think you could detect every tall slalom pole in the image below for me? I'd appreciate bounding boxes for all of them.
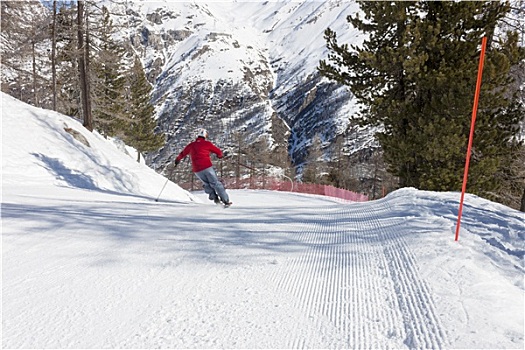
[455,36,487,241]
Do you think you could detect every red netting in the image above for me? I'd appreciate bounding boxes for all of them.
[180,176,368,202]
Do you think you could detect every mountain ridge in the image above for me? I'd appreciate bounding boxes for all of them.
[119,0,372,174]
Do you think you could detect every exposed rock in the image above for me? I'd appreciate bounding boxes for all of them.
[64,127,90,148]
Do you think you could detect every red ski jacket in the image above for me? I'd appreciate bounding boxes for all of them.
[175,137,223,173]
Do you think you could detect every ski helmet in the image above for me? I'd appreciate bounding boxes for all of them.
[196,128,208,139]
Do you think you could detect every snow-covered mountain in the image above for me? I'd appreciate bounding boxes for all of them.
[119,0,374,172]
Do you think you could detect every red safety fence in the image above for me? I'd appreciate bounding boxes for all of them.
[179,176,368,202]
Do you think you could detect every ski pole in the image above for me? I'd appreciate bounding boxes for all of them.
[155,178,169,202]
[155,159,181,202]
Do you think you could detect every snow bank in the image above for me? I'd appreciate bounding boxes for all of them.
[1,92,195,203]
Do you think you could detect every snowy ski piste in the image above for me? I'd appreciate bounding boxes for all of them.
[2,92,524,349]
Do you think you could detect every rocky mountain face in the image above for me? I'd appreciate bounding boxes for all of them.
[121,0,377,174]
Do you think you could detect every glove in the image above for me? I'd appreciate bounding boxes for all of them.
[174,159,180,167]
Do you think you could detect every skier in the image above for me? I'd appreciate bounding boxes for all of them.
[174,128,232,206]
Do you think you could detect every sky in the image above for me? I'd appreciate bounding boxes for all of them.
[1,91,524,348]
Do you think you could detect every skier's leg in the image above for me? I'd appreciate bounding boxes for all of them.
[201,167,230,203]
[194,171,219,201]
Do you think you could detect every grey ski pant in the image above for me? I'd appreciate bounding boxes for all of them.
[194,166,230,203]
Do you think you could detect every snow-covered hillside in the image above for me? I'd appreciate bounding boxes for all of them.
[1,92,193,203]
[2,93,524,348]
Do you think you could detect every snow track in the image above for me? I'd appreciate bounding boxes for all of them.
[269,198,449,349]
[375,207,448,348]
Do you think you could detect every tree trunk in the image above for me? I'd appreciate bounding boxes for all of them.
[84,4,92,127]
[32,39,37,106]
[77,1,92,131]
[520,188,525,213]
[51,0,57,111]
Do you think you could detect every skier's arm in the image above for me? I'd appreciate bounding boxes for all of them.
[175,144,191,165]
[210,143,223,159]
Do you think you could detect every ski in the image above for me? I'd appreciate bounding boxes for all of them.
[214,199,232,208]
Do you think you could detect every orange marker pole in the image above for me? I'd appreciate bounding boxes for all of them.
[455,37,487,241]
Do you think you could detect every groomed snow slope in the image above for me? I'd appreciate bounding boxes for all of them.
[2,93,524,348]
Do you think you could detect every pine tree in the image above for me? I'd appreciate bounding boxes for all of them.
[54,2,81,118]
[91,5,128,138]
[125,57,165,162]
[319,1,524,197]
[269,112,293,178]
[303,134,325,183]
